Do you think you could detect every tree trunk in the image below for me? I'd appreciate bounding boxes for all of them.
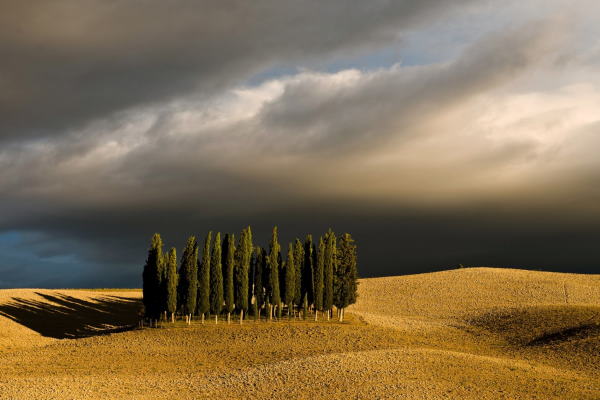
[269,304,273,321]
[227,312,231,324]
[189,313,192,325]
[257,307,261,322]
[315,310,318,322]
[215,314,218,324]
[240,309,244,324]
[201,313,205,324]
[339,308,344,322]
[171,313,175,323]
[327,310,330,321]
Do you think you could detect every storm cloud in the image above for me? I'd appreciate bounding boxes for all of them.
[1,0,599,287]
[0,0,478,142]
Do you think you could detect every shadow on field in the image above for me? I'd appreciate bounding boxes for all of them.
[467,305,600,347]
[0,293,141,339]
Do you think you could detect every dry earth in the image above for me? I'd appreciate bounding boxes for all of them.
[1,267,599,399]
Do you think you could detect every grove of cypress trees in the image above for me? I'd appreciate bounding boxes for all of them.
[223,233,235,323]
[197,231,212,323]
[334,233,358,322]
[178,236,198,324]
[293,239,304,310]
[267,226,281,320]
[323,230,336,320]
[210,232,223,323]
[235,226,252,323]
[165,247,178,322]
[142,233,164,325]
[141,227,356,327]
[283,243,296,317]
[314,236,325,320]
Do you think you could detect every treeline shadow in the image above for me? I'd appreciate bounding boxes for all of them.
[0,292,142,339]
[527,322,600,347]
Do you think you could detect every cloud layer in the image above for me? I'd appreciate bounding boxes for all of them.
[0,0,478,142]
[1,0,599,287]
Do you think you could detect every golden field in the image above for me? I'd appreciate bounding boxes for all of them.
[1,267,599,399]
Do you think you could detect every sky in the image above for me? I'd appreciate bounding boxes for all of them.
[1,0,599,288]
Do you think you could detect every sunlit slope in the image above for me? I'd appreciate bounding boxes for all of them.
[351,267,600,321]
[351,267,600,378]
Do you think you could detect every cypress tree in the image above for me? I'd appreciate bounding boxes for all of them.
[197,231,212,323]
[157,243,168,322]
[323,230,336,320]
[302,235,315,315]
[210,232,223,323]
[235,226,252,323]
[293,239,304,309]
[248,246,256,318]
[267,226,281,319]
[277,250,284,318]
[251,246,265,321]
[280,260,286,303]
[157,243,167,321]
[165,247,178,322]
[178,236,198,324]
[160,252,169,321]
[283,242,296,317]
[261,246,270,306]
[334,233,358,322]
[314,236,325,320]
[223,233,235,323]
[142,233,164,324]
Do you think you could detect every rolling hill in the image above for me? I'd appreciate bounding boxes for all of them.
[1,267,598,399]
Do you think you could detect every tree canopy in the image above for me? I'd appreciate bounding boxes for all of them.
[141,227,358,324]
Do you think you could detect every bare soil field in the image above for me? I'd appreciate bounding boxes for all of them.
[1,267,599,399]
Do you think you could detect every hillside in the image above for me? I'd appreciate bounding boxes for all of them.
[1,268,599,399]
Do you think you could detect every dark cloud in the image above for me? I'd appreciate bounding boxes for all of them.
[0,0,476,143]
[1,1,599,288]
[2,205,599,289]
